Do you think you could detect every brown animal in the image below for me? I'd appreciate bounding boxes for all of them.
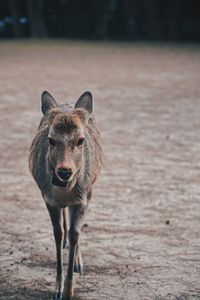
[29,91,103,300]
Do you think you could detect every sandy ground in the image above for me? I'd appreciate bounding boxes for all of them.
[0,41,200,300]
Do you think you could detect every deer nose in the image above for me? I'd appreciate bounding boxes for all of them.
[57,168,72,181]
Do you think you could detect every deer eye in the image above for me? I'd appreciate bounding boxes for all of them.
[48,137,56,146]
[77,137,85,146]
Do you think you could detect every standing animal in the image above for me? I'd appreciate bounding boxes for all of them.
[29,91,103,300]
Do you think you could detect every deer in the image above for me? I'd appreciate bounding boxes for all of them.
[29,91,103,300]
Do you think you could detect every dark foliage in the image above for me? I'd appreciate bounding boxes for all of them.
[0,0,200,41]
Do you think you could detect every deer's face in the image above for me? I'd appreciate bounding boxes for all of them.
[48,111,87,187]
[40,90,93,188]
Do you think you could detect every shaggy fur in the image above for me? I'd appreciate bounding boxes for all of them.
[29,91,103,300]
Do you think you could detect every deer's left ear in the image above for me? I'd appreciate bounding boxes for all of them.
[75,91,93,115]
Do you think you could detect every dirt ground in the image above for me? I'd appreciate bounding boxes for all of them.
[0,41,200,300]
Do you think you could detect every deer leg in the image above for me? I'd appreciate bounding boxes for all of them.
[74,242,83,274]
[46,204,64,300]
[73,192,91,274]
[63,204,86,300]
[63,208,68,249]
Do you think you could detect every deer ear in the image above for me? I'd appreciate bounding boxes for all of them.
[41,91,58,115]
[75,91,93,114]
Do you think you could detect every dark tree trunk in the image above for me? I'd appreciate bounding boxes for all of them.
[123,0,139,40]
[93,0,108,39]
[9,0,23,38]
[167,0,182,40]
[142,0,162,39]
[26,0,47,38]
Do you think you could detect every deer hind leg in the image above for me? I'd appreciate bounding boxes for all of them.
[46,204,64,300]
[74,242,83,274]
[63,208,68,249]
[73,191,91,274]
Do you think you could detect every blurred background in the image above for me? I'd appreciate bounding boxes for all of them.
[0,0,200,41]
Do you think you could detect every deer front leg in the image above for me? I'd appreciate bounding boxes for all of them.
[63,208,68,249]
[46,204,64,300]
[63,203,86,300]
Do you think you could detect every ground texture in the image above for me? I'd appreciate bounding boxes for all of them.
[0,41,200,300]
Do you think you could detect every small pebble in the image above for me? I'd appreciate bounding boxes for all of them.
[165,220,170,225]
[82,223,89,228]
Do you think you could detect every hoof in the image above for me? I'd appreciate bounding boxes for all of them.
[63,239,69,249]
[63,280,74,300]
[62,297,72,300]
[53,291,63,300]
[74,261,83,274]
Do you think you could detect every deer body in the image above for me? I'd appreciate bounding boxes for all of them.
[29,91,103,300]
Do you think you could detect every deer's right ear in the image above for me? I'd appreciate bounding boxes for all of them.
[41,91,58,115]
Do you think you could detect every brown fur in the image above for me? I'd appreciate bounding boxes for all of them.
[29,91,103,300]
